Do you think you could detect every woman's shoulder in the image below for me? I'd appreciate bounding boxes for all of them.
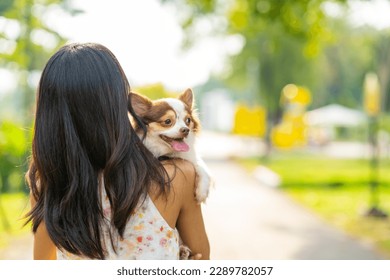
[162,158,196,198]
[162,158,196,177]
[149,158,197,229]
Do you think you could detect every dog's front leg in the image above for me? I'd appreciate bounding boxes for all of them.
[194,157,213,203]
[174,151,213,203]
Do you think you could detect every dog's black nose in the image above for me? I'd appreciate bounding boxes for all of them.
[180,127,190,136]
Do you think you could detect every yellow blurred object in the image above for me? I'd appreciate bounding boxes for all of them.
[271,122,294,148]
[272,116,307,149]
[233,104,266,137]
[363,72,381,116]
[272,84,312,149]
[281,84,311,106]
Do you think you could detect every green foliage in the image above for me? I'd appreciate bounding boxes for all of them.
[239,153,390,186]
[0,193,30,248]
[0,0,13,14]
[226,0,340,53]
[0,120,31,193]
[167,0,346,43]
[0,121,27,157]
[0,0,69,69]
[228,1,344,115]
[379,114,390,133]
[314,21,376,108]
[0,0,76,122]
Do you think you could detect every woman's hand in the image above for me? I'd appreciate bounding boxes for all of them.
[189,253,203,260]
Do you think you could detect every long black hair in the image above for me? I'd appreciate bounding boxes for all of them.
[25,43,169,259]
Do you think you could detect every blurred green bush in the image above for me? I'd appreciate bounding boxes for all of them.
[0,120,31,194]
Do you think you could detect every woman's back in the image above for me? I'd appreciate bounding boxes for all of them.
[31,158,209,260]
[58,189,180,259]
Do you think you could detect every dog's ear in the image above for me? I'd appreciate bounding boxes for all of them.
[129,92,152,117]
[179,88,194,109]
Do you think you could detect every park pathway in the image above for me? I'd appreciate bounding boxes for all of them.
[202,159,383,259]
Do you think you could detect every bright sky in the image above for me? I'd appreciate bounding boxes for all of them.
[1,0,390,95]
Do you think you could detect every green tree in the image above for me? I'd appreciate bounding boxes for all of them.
[0,119,30,230]
[312,19,377,108]
[0,0,79,196]
[0,120,29,193]
[0,0,80,121]
[162,0,348,152]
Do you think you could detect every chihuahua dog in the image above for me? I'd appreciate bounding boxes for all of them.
[129,88,212,204]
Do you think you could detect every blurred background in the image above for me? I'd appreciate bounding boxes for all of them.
[1,0,390,259]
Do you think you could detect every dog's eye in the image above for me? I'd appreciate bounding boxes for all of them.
[185,117,191,125]
[164,119,172,125]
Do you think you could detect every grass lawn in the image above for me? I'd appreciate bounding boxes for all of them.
[237,152,390,258]
[0,193,30,248]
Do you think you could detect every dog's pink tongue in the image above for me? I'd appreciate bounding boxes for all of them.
[171,141,190,152]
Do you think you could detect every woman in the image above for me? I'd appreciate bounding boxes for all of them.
[25,42,209,260]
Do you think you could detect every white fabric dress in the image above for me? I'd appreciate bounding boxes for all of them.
[57,188,180,260]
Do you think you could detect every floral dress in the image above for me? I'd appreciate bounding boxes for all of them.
[57,188,180,260]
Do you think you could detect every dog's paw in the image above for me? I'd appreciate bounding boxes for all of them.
[195,174,212,203]
[179,244,192,260]
[196,188,209,203]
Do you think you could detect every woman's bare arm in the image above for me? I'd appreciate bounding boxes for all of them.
[29,192,57,260]
[174,160,210,260]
